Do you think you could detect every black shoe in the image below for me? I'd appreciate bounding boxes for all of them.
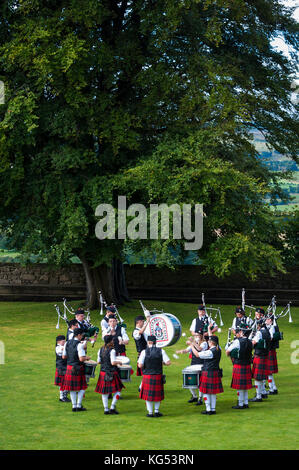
[269,390,278,395]
[146,413,154,418]
[261,394,268,399]
[243,404,249,408]
[196,399,203,406]
[249,397,263,402]
[109,408,119,415]
[188,397,198,403]
[154,412,163,417]
[232,404,245,409]
[77,406,87,411]
[201,410,212,415]
[210,411,216,415]
[72,408,77,412]
[104,410,111,415]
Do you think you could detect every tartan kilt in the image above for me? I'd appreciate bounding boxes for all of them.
[139,374,164,402]
[61,365,88,392]
[54,368,65,387]
[199,370,223,395]
[252,355,270,381]
[267,350,278,374]
[231,364,252,390]
[95,370,125,395]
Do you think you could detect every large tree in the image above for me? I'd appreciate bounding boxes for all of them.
[0,0,298,307]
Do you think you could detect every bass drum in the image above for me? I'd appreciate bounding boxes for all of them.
[145,313,182,348]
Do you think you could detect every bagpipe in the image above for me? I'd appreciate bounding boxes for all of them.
[54,298,99,345]
[201,292,224,328]
[99,291,127,329]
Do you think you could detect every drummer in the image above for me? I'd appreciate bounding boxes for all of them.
[176,330,208,405]
[95,335,125,415]
[138,335,171,418]
[190,304,218,338]
[132,315,149,391]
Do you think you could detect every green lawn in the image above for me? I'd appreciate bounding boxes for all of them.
[0,299,298,450]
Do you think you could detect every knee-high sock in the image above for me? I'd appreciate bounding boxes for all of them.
[262,380,267,393]
[154,402,160,412]
[70,391,77,408]
[77,389,85,408]
[244,390,249,405]
[146,401,153,414]
[203,394,211,412]
[238,390,244,406]
[59,390,64,399]
[102,394,109,411]
[268,375,276,391]
[255,380,262,399]
[210,394,216,411]
[198,390,203,399]
[190,388,197,398]
[111,391,121,409]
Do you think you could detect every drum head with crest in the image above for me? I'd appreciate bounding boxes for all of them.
[144,313,182,348]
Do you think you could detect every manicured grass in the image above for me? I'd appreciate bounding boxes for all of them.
[0,299,298,450]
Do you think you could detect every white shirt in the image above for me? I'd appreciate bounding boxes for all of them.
[190,315,217,333]
[102,326,129,342]
[187,340,208,353]
[62,339,86,358]
[197,346,221,360]
[55,345,64,356]
[133,327,148,341]
[267,324,276,339]
[97,347,117,364]
[252,330,262,343]
[225,338,240,352]
[138,347,170,366]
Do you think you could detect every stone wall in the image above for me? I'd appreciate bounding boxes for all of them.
[0,263,298,305]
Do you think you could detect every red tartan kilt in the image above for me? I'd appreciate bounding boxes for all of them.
[252,355,270,380]
[139,374,164,402]
[54,368,65,387]
[95,370,125,395]
[267,350,278,374]
[231,364,252,390]
[199,370,223,395]
[61,365,88,391]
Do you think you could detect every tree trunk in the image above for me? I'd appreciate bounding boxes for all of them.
[79,256,131,309]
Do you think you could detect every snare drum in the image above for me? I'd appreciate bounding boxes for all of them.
[182,365,202,389]
[118,365,132,382]
[84,360,97,379]
[145,313,182,347]
[116,356,130,365]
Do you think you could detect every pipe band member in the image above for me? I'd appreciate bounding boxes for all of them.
[225,328,253,409]
[133,315,149,390]
[250,316,271,402]
[61,328,90,412]
[190,304,218,337]
[192,334,223,415]
[176,330,207,405]
[138,335,171,418]
[265,315,280,395]
[95,335,125,415]
[54,335,70,403]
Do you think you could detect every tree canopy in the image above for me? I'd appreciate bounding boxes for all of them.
[0,0,298,306]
